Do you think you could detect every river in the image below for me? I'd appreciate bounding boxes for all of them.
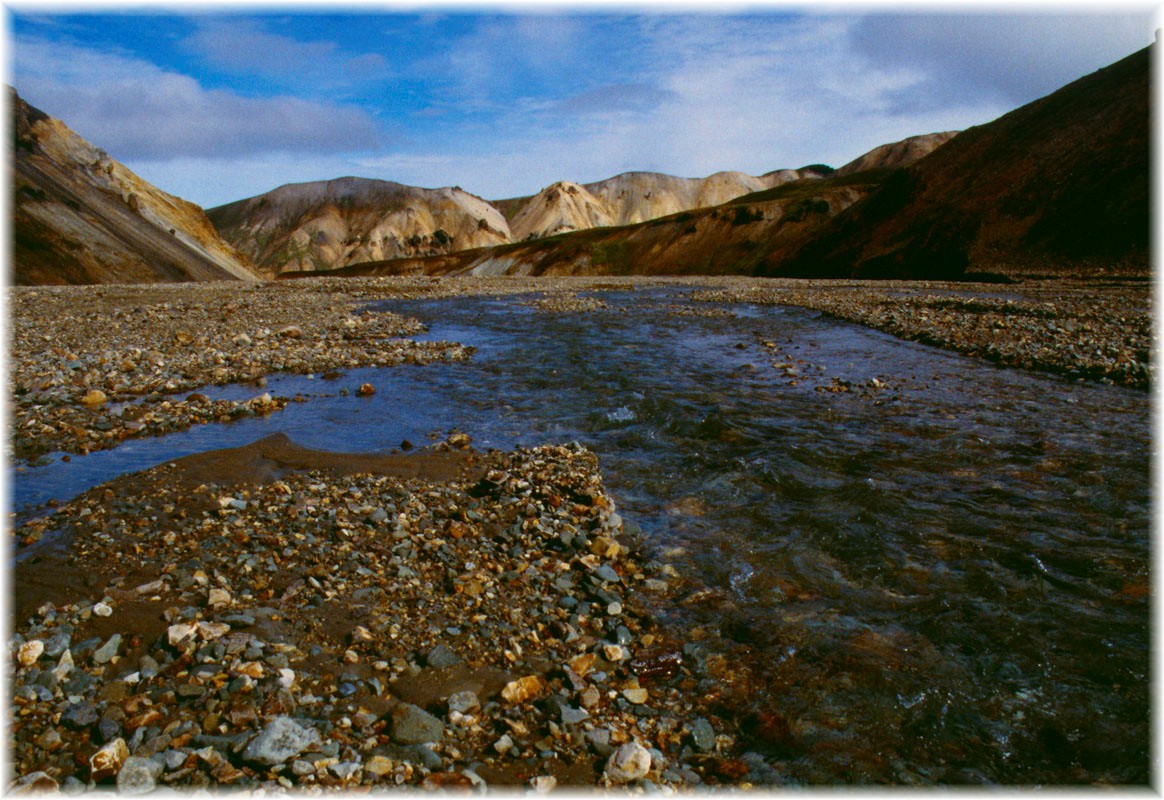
[12,286,1151,784]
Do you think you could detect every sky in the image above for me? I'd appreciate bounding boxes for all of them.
[4,4,1156,209]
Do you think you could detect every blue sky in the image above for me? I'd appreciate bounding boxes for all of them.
[6,6,1155,208]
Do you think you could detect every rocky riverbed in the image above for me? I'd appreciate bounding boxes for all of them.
[9,274,1152,790]
[11,433,769,792]
[9,281,474,463]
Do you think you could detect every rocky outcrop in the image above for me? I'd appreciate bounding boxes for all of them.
[207,177,511,275]
[11,88,260,286]
[507,181,615,241]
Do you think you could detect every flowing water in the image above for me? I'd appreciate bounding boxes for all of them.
[12,287,1151,784]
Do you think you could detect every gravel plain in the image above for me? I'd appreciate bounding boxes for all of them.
[8,273,1152,791]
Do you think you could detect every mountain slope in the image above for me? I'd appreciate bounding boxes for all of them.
[206,177,511,274]
[11,89,260,286]
[770,46,1150,279]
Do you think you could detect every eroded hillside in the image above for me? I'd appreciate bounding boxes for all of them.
[11,89,260,286]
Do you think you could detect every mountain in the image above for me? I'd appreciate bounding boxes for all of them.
[209,165,842,276]
[769,47,1150,279]
[206,177,511,274]
[497,167,831,242]
[214,142,945,280]
[11,89,260,286]
[324,169,885,279]
[834,132,959,177]
[315,134,954,279]
[328,38,1149,283]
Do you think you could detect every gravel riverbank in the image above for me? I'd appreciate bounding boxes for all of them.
[11,433,762,791]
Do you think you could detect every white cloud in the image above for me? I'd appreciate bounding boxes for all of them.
[850,12,1154,107]
[178,18,390,86]
[13,35,388,160]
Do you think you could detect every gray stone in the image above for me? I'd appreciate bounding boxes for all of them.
[391,703,444,745]
[116,756,162,795]
[138,654,160,679]
[222,614,256,628]
[331,761,362,781]
[92,634,121,665]
[43,630,72,658]
[594,564,620,583]
[586,727,614,757]
[411,743,444,770]
[690,718,716,752]
[60,776,87,796]
[61,702,98,730]
[561,705,590,725]
[163,749,189,771]
[426,643,461,669]
[97,718,123,744]
[242,716,320,766]
[447,690,480,714]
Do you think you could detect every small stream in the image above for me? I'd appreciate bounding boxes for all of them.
[12,287,1151,784]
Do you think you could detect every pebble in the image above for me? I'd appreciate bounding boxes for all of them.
[92,634,121,664]
[391,704,445,745]
[604,741,653,784]
[447,690,480,714]
[502,675,547,704]
[622,687,649,704]
[116,756,162,795]
[17,640,43,666]
[241,716,321,766]
[89,738,129,782]
[426,643,461,669]
[690,718,716,752]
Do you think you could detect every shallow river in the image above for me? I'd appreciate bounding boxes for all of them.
[13,287,1151,784]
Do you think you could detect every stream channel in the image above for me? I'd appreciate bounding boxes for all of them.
[12,286,1152,784]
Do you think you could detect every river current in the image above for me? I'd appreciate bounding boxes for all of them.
[12,287,1152,784]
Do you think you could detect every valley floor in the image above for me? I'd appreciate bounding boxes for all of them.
[8,274,1152,790]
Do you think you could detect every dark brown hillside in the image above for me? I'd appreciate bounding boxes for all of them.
[768,45,1151,279]
[11,89,260,286]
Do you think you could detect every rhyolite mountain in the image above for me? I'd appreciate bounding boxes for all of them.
[206,178,512,275]
[11,89,260,286]
[208,146,944,276]
[208,165,844,275]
